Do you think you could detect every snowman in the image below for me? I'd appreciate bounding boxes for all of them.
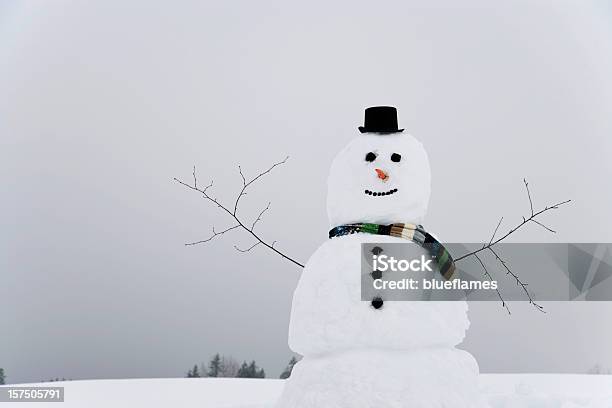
[275,107,487,408]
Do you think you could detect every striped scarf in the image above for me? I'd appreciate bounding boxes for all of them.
[328,223,455,280]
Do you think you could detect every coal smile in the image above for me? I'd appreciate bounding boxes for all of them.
[364,188,398,197]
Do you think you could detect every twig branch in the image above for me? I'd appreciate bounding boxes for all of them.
[185,225,240,246]
[487,217,503,247]
[453,179,570,312]
[174,157,305,268]
[251,202,271,231]
[488,247,545,313]
[474,253,510,315]
[524,178,534,216]
[234,242,261,253]
[233,156,288,216]
[530,219,556,233]
[454,183,570,262]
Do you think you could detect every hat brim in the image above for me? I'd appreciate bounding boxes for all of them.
[358,127,404,134]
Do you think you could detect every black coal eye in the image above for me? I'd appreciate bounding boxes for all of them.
[365,152,377,162]
[391,153,401,162]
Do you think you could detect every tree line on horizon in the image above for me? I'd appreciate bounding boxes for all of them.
[186,354,299,379]
[0,356,303,385]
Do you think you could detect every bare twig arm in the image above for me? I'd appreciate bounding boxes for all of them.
[174,157,305,269]
[454,182,571,262]
[453,179,570,312]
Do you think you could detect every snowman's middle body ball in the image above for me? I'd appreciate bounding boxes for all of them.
[276,132,486,408]
[289,234,470,355]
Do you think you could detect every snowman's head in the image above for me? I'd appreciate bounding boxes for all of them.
[327,132,431,227]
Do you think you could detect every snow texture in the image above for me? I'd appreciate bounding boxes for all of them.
[5,375,611,408]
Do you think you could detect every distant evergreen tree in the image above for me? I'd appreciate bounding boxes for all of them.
[236,361,250,378]
[208,354,221,377]
[248,361,258,377]
[236,360,265,378]
[257,367,265,378]
[279,357,298,379]
[0,368,5,385]
[186,364,200,378]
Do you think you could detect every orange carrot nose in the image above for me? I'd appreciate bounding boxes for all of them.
[375,168,389,181]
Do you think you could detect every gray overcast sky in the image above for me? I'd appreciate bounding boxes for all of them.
[1,0,612,384]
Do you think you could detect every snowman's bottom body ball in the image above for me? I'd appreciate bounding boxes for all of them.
[276,348,486,408]
[276,234,487,408]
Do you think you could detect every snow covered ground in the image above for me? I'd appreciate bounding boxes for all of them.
[3,374,612,408]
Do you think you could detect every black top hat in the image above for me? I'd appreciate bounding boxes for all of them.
[358,106,404,134]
